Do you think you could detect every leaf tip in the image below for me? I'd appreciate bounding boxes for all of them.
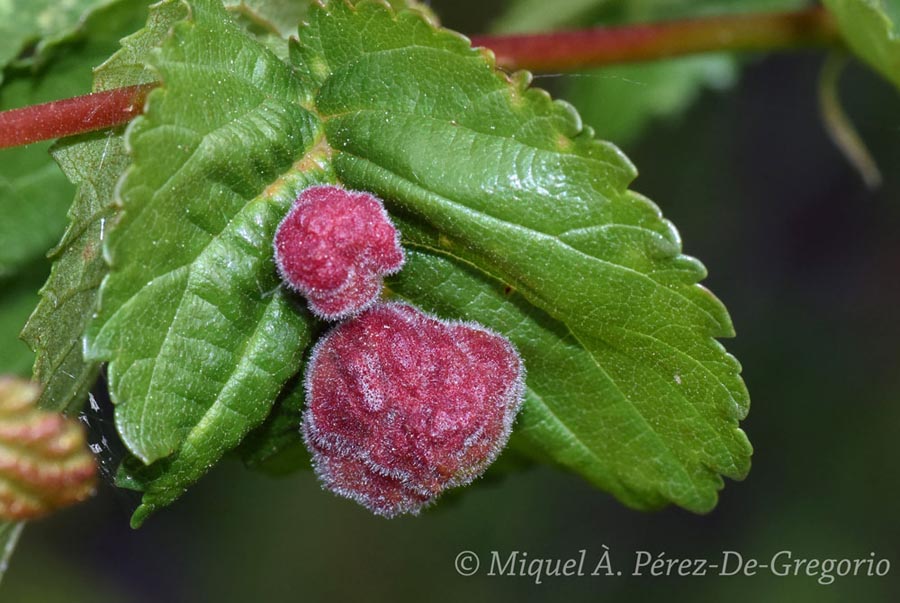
[130,503,155,529]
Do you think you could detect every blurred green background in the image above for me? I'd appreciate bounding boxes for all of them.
[2,1,899,601]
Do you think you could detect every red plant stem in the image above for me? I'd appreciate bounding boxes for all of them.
[471,7,840,72]
[0,84,154,150]
[0,9,843,150]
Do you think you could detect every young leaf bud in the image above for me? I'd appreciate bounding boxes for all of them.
[274,185,404,320]
[303,303,525,517]
[0,377,97,520]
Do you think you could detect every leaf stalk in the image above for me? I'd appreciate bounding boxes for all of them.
[0,84,153,150]
[471,7,841,72]
[0,9,844,149]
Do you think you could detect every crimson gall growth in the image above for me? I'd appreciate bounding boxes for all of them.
[303,303,525,517]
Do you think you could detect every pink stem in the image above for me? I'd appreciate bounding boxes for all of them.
[0,84,154,149]
[471,7,839,71]
[0,9,842,149]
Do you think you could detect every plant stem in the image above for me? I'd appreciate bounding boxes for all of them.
[0,8,844,150]
[818,53,881,189]
[0,84,153,150]
[471,7,841,72]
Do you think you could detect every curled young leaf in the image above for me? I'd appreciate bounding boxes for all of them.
[0,377,96,521]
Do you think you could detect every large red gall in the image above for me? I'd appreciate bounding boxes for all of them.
[303,303,525,517]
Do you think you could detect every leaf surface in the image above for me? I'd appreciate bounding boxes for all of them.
[0,267,46,376]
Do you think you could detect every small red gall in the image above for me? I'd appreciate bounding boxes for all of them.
[274,185,404,320]
[302,303,525,517]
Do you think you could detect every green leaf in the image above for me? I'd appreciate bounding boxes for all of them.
[492,0,806,145]
[223,0,433,40]
[0,149,71,279]
[22,0,185,415]
[0,0,125,83]
[494,0,809,34]
[236,375,312,476]
[222,0,436,62]
[224,0,316,38]
[0,0,150,279]
[222,0,313,60]
[390,249,731,510]
[615,0,809,21]
[85,0,324,525]
[491,0,613,34]
[0,2,146,569]
[86,0,750,521]
[824,0,900,90]
[295,0,750,512]
[0,265,47,376]
[566,57,736,145]
[567,0,807,144]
